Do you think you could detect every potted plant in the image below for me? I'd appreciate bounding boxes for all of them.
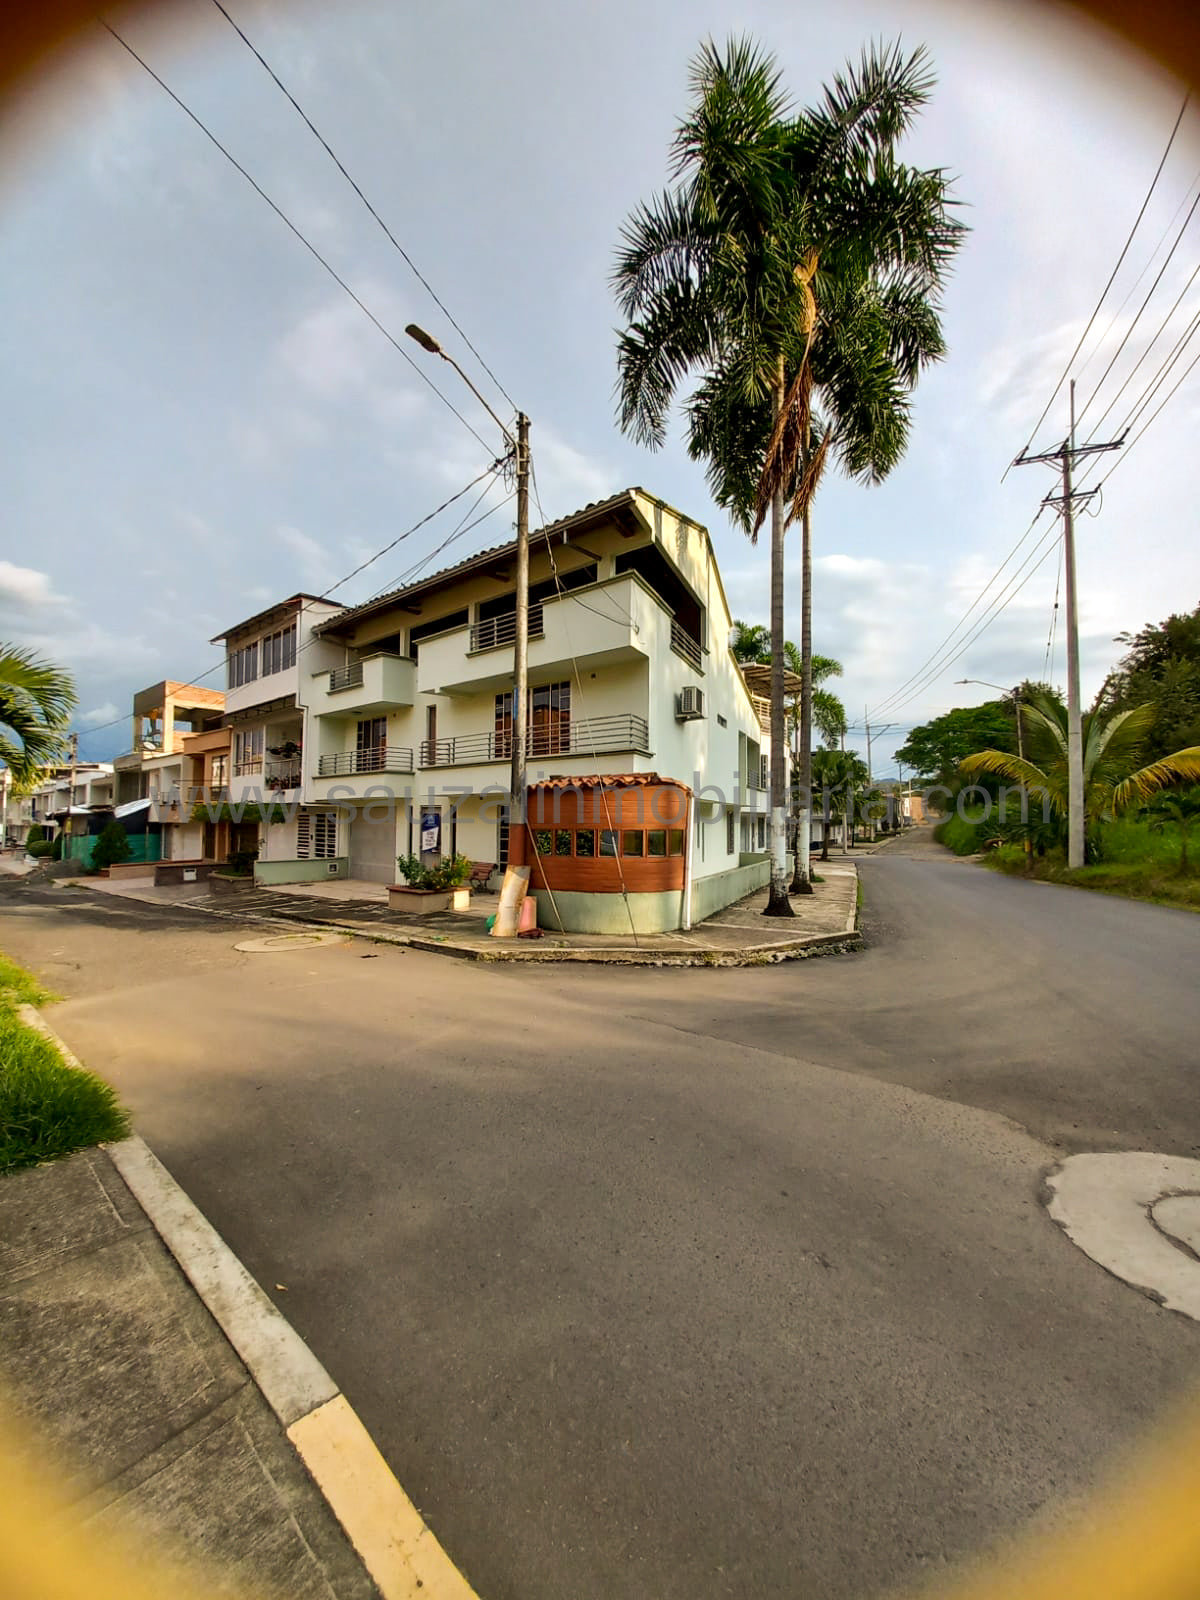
[390,852,474,914]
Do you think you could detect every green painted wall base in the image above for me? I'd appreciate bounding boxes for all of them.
[67,833,160,867]
[533,887,685,935]
[254,856,351,885]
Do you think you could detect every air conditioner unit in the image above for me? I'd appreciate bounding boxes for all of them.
[675,686,705,721]
[327,861,341,875]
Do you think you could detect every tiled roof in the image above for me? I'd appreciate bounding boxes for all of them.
[533,772,692,793]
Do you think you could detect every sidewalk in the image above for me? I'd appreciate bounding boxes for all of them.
[67,864,862,966]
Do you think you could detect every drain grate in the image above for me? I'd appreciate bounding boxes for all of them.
[234,932,348,953]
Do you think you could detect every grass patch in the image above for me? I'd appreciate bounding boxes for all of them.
[932,807,990,855]
[985,846,1200,912]
[0,953,130,1176]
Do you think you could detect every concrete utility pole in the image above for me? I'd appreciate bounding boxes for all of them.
[1013,382,1123,869]
[405,323,530,936]
[494,412,532,939]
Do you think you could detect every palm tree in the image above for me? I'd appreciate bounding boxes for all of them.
[811,746,869,858]
[0,645,75,786]
[733,625,847,744]
[959,691,1200,860]
[615,38,962,914]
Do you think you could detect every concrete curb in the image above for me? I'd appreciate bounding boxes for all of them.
[24,1008,478,1600]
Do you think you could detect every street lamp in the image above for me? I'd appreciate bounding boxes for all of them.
[405,324,531,938]
[956,678,1025,761]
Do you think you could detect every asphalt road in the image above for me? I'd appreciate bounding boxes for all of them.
[1,836,1198,1600]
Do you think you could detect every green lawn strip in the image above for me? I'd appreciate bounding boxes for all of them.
[0,954,130,1176]
[983,844,1200,912]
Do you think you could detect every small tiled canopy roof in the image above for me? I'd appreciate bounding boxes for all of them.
[740,662,802,696]
[533,772,692,794]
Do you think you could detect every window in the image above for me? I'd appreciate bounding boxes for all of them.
[297,809,337,860]
[599,829,618,857]
[575,829,595,857]
[357,717,387,770]
[726,808,736,855]
[233,727,264,776]
[555,830,572,856]
[497,818,510,869]
[760,754,769,791]
[534,829,553,855]
[669,829,685,856]
[228,640,258,688]
[361,631,402,657]
[211,754,228,787]
[717,714,728,728]
[622,830,644,857]
[648,830,667,857]
[757,817,766,849]
[495,680,571,758]
[261,625,297,677]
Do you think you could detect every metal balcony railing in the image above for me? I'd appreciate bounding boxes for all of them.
[670,620,703,671]
[469,604,545,653]
[317,746,415,777]
[328,662,365,692]
[184,785,231,806]
[233,758,263,776]
[265,763,302,791]
[420,713,650,769]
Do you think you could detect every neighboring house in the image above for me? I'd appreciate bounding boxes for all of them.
[237,486,780,932]
[210,594,346,882]
[1,767,35,846]
[108,680,227,864]
[25,763,115,855]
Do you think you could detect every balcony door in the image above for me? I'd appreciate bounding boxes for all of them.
[357,716,387,774]
[495,681,571,760]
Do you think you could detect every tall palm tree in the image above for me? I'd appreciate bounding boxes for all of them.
[615,38,963,914]
[0,645,75,786]
[811,746,869,858]
[959,691,1200,859]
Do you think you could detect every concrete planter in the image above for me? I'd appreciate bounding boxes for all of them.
[211,873,255,897]
[388,885,452,914]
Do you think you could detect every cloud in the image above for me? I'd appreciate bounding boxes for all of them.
[79,700,120,727]
[0,561,67,613]
[274,524,336,591]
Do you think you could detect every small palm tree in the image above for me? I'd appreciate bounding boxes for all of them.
[1144,787,1200,875]
[0,645,75,785]
[811,747,869,858]
[959,691,1200,859]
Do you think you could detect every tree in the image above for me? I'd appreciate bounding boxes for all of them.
[1102,604,1200,761]
[615,38,963,914]
[896,702,1017,784]
[811,747,869,858]
[90,819,132,872]
[0,645,75,786]
[733,622,847,746]
[1143,787,1200,876]
[958,691,1200,859]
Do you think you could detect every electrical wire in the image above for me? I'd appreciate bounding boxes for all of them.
[206,0,516,417]
[1080,258,1200,441]
[1043,537,1063,683]
[1088,337,1200,494]
[100,20,493,455]
[867,506,1049,719]
[1008,91,1190,473]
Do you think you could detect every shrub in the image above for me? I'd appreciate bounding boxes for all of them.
[226,848,259,877]
[90,819,132,871]
[25,824,45,848]
[26,840,54,859]
[396,852,473,891]
[50,834,64,861]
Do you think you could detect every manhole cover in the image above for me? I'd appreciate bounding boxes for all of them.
[234,932,348,953]
[1045,1153,1200,1321]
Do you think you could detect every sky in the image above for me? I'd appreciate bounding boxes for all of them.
[2,0,1198,774]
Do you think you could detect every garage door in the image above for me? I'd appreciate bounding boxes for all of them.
[348,808,398,883]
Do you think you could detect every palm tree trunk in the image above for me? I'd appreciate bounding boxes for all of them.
[790,476,814,895]
[765,356,794,918]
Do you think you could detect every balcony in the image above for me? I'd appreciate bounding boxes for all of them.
[317,746,414,777]
[469,604,545,653]
[310,652,415,716]
[418,575,653,697]
[420,713,650,769]
[265,761,302,793]
[670,619,703,671]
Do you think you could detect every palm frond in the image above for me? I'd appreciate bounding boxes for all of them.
[1112,748,1200,814]
[958,750,1064,812]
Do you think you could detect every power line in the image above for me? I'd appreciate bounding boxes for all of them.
[1007,91,1190,473]
[100,20,493,455]
[1080,257,1200,441]
[867,506,1049,718]
[1074,183,1200,429]
[1089,336,1200,493]
[76,466,506,740]
[206,0,516,416]
[871,522,1064,723]
[1043,537,1063,683]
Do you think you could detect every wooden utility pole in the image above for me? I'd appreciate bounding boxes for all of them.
[493,413,532,938]
[1013,382,1122,869]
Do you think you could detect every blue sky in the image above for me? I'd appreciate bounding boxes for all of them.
[2,0,1197,774]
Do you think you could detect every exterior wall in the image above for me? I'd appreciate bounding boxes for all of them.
[254,856,350,885]
[689,855,773,922]
[514,783,689,897]
[532,887,685,936]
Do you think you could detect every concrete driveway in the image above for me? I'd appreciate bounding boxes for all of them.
[1,835,1197,1600]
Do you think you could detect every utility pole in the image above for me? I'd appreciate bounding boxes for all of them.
[404,323,531,937]
[1013,381,1123,868]
[494,413,532,938]
[864,707,872,781]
